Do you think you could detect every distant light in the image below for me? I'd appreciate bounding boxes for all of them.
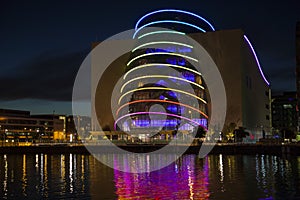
[135,9,215,31]
[283,104,293,109]
[133,20,206,38]
[243,35,270,85]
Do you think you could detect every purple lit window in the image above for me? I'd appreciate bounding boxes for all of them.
[166,58,177,65]
[156,80,169,87]
[182,72,195,82]
[178,47,192,53]
[167,91,177,98]
[166,57,186,66]
[159,95,165,100]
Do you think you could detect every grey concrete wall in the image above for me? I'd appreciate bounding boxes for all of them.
[191,29,270,138]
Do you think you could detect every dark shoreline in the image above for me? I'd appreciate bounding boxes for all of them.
[0,143,299,155]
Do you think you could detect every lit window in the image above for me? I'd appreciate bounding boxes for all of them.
[283,104,292,109]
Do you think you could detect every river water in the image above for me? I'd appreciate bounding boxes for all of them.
[0,153,299,199]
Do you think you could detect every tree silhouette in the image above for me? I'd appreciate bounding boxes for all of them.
[233,127,249,142]
[195,126,206,138]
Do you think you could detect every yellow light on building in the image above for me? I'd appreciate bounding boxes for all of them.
[53,131,65,140]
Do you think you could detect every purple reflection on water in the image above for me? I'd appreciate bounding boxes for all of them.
[113,155,210,199]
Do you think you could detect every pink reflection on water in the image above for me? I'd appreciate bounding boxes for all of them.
[113,155,210,199]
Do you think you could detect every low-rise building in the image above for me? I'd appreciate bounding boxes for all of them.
[271,92,298,138]
[0,109,55,144]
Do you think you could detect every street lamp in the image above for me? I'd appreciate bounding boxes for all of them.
[0,125,2,146]
[36,129,39,143]
[4,129,8,145]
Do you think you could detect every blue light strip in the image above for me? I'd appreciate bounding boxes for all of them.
[114,111,207,131]
[243,35,270,85]
[135,9,215,31]
[133,20,206,39]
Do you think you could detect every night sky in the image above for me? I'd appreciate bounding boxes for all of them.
[0,0,299,114]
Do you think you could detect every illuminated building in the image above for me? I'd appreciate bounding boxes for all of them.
[94,9,271,141]
[32,114,66,141]
[0,109,55,143]
[271,92,298,136]
[115,9,213,133]
[31,115,91,141]
[0,109,78,143]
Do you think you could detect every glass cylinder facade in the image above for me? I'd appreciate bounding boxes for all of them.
[115,9,215,132]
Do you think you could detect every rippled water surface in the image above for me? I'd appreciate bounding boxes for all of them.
[0,153,299,199]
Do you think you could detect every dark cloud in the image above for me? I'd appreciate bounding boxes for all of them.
[0,49,89,101]
[0,0,299,109]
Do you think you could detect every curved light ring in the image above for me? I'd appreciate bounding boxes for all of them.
[138,30,185,39]
[120,74,204,93]
[127,52,198,66]
[132,41,193,52]
[135,9,215,32]
[133,20,206,39]
[116,99,209,118]
[244,35,270,85]
[118,87,207,105]
[114,111,207,131]
[124,63,202,80]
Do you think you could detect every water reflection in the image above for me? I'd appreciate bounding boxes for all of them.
[94,153,182,173]
[113,155,210,199]
[22,154,26,196]
[255,155,300,199]
[219,154,224,183]
[3,155,8,197]
[0,154,97,199]
[0,154,299,199]
[69,154,73,193]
